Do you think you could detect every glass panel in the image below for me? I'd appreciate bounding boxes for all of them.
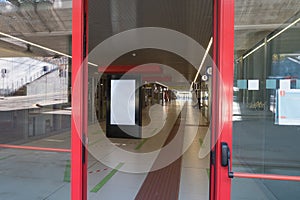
[87,0,213,199]
[0,1,71,199]
[233,2,300,199]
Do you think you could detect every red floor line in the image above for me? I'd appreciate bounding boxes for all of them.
[135,105,187,200]
[234,172,300,181]
[0,144,71,153]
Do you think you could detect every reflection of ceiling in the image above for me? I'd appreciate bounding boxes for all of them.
[110,49,201,86]
[0,0,299,81]
[88,0,213,52]
[0,0,72,56]
[235,0,300,57]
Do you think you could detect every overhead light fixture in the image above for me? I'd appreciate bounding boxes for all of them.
[0,31,98,67]
[192,37,213,87]
[235,56,243,63]
[242,16,300,60]
[36,0,54,4]
[242,43,265,60]
[0,31,71,58]
[267,17,300,43]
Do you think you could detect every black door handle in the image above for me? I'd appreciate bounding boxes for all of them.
[221,142,234,178]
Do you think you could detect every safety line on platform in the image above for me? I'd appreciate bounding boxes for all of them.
[90,162,124,193]
[63,160,71,182]
[134,138,148,150]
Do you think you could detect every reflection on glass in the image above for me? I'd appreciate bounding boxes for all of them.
[0,0,71,199]
[232,9,300,200]
[0,56,70,143]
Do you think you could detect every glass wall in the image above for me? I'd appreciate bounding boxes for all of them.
[86,0,213,199]
[0,1,72,199]
[232,9,300,199]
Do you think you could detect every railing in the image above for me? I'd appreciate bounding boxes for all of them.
[0,144,71,152]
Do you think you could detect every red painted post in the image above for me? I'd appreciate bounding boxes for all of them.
[210,0,234,199]
[71,0,88,199]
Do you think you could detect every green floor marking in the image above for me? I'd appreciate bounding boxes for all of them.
[64,160,71,182]
[0,155,15,161]
[134,128,157,150]
[199,138,203,146]
[90,162,124,193]
[134,138,148,150]
[206,168,210,178]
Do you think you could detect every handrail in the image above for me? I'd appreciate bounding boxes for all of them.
[221,142,300,181]
[0,144,71,153]
[233,172,300,181]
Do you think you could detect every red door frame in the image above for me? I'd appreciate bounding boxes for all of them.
[71,0,235,199]
[71,0,88,199]
[210,1,300,200]
[72,0,237,199]
[210,0,234,200]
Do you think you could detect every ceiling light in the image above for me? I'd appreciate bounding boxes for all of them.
[242,17,300,60]
[242,43,265,60]
[192,37,213,85]
[36,0,54,4]
[0,31,98,67]
[267,17,300,43]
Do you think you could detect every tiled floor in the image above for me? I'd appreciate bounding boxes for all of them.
[86,101,210,199]
[0,100,211,199]
[0,148,70,200]
[3,100,296,199]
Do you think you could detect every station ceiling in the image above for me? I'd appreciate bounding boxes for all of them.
[0,0,299,84]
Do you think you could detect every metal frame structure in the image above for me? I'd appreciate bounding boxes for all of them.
[210,0,234,199]
[70,0,236,199]
[71,0,88,199]
[71,0,300,200]
[210,1,300,200]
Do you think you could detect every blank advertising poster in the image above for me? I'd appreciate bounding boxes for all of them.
[111,79,136,125]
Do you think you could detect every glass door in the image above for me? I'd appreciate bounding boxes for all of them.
[232,6,300,199]
[0,1,72,199]
[209,0,234,199]
[73,0,215,200]
[213,0,300,199]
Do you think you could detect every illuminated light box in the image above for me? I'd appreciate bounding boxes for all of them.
[110,80,135,125]
[106,74,142,139]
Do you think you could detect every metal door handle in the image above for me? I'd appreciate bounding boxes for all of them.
[221,142,234,178]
